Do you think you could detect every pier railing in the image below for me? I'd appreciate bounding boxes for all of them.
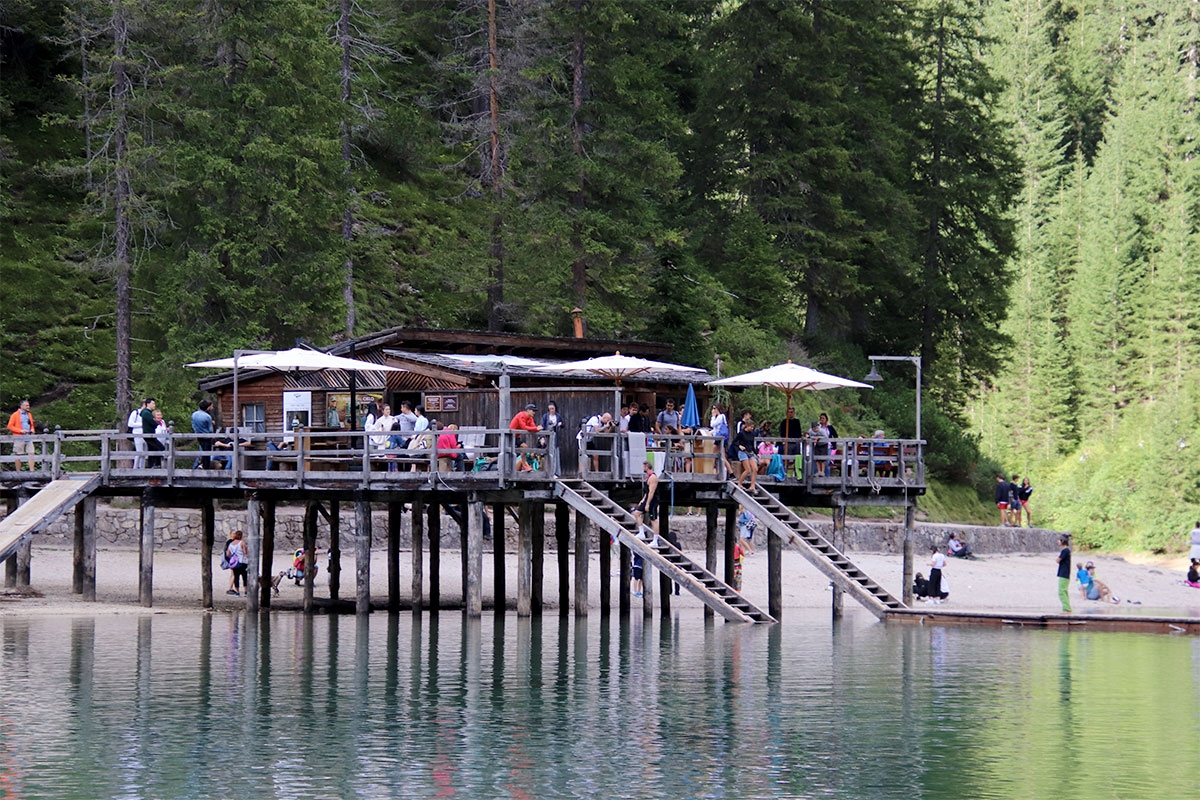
[0,429,923,493]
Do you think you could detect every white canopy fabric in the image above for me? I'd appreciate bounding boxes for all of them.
[530,352,704,385]
[708,360,870,412]
[187,347,403,373]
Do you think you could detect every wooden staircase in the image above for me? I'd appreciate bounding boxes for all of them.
[0,475,101,563]
[725,483,904,619]
[554,480,775,624]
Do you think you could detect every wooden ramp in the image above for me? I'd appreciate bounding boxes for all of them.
[725,483,904,620]
[555,480,775,623]
[0,476,101,563]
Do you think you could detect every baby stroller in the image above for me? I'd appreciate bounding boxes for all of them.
[286,548,319,585]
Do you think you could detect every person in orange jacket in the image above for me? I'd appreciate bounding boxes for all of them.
[6,399,36,471]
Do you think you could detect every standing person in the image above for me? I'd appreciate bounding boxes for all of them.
[326,398,342,428]
[368,403,394,449]
[191,400,215,469]
[618,404,631,432]
[655,398,681,435]
[1008,475,1022,527]
[393,401,418,448]
[779,407,803,457]
[731,420,759,489]
[737,505,757,556]
[509,403,540,433]
[1188,521,1200,563]
[540,401,564,446]
[1056,536,1072,612]
[224,530,249,596]
[632,460,659,535]
[128,398,147,468]
[631,552,645,598]
[1076,560,1091,599]
[818,413,838,476]
[732,539,745,591]
[147,408,167,468]
[1019,477,1034,527]
[994,475,1010,527]
[138,398,157,469]
[736,409,753,434]
[627,403,650,433]
[926,545,949,603]
[6,399,36,471]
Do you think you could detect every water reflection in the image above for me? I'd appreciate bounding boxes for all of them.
[0,613,1196,799]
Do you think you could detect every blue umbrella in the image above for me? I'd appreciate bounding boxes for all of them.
[681,383,702,429]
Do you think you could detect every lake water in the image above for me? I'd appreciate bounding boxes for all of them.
[0,611,1196,799]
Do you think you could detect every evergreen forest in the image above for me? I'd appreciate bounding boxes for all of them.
[1,0,1197,553]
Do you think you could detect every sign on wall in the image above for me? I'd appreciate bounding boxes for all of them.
[283,391,312,432]
[425,394,458,413]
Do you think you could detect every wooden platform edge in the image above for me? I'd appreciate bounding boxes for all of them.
[884,607,1200,635]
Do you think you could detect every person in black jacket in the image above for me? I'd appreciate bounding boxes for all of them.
[730,421,759,489]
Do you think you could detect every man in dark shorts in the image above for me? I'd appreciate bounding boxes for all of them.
[995,474,1010,526]
[632,460,659,537]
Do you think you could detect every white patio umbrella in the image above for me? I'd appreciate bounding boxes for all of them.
[707,360,871,414]
[531,351,705,416]
[187,347,403,431]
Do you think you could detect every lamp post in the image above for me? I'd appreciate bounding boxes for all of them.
[863,355,922,442]
[864,354,922,607]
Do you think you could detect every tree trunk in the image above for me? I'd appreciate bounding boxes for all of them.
[486,0,505,332]
[112,0,133,431]
[339,0,356,337]
[570,0,587,315]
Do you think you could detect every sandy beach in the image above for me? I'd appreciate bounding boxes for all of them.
[3,542,1199,620]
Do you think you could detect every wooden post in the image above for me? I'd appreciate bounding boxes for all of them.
[531,502,544,615]
[328,500,341,601]
[4,496,17,587]
[460,503,469,609]
[573,511,588,617]
[75,496,97,602]
[642,555,654,618]
[428,502,441,612]
[245,495,261,612]
[259,500,276,609]
[705,504,718,620]
[138,488,155,607]
[303,501,319,614]
[466,497,483,616]
[659,503,673,617]
[557,503,570,616]
[517,500,532,616]
[618,544,630,616]
[411,498,425,612]
[355,495,372,615]
[903,502,915,607]
[387,502,402,612]
[831,505,845,619]
[599,518,612,616]
[14,491,31,587]
[768,528,782,622]
[200,500,214,609]
[492,503,505,613]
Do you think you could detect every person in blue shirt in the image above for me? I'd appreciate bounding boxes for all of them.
[191,400,214,469]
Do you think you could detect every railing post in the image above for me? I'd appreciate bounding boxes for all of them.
[100,434,111,482]
[166,428,176,485]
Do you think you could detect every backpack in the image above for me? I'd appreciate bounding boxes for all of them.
[220,540,233,570]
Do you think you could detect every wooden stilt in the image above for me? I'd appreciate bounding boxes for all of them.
[245,495,261,612]
[328,500,341,601]
[531,502,544,615]
[573,510,588,617]
[259,500,276,609]
[355,495,372,615]
[768,527,782,622]
[831,505,845,619]
[723,505,737,586]
[466,497,483,617]
[704,504,718,620]
[428,502,440,612]
[78,496,96,602]
[642,555,654,618]
[557,503,570,616]
[460,502,469,608]
[411,498,425,612]
[303,501,319,614]
[517,500,532,617]
[200,500,214,609]
[618,544,630,616]
[903,502,915,607]
[4,496,16,587]
[492,503,505,612]
[15,491,30,587]
[138,488,155,607]
[599,517,612,616]
[659,503,673,618]
[388,502,402,612]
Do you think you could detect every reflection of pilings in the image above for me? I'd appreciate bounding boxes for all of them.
[73,495,97,601]
[138,489,155,606]
[68,618,95,718]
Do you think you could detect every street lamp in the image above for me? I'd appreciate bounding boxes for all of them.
[863,355,922,442]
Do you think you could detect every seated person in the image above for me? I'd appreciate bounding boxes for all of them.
[515,443,541,472]
[436,424,465,471]
[210,432,252,469]
[1084,563,1119,604]
[265,439,290,471]
[913,572,930,599]
[946,533,975,559]
[1187,559,1200,589]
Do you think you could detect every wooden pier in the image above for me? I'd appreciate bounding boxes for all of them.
[0,427,926,622]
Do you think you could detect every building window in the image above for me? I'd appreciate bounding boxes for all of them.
[241,403,265,433]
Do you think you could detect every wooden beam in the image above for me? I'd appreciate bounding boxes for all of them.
[259,500,276,609]
[75,496,97,602]
[618,544,630,616]
[724,505,737,586]
[355,496,372,614]
[411,498,425,612]
[573,510,588,618]
[557,503,570,616]
[705,503,718,621]
[466,497,483,616]
[200,500,214,609]
[768,526,782,622]
[245,495,261,612]
[428,502,440,612]
[4,495,15,587]
[138,488,155,607]
[531,502,544,615]
[388,502,402,612]
[304,501,319,614]
[517,500,532,617]
[831,506,845,619]
[492,502,505,613]
[328,500,341,601]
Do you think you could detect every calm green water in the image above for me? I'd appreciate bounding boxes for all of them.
[0,611,1196,799]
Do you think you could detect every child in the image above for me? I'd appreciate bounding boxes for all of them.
[737,505,757,556]
[732,540,745,591]
[1187,559,1200,589]
[631,553,645,598]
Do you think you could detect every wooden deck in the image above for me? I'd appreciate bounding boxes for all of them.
[886,607,1200,635]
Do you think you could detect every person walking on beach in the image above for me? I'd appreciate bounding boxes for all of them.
[1056,536,1072,612]
[6,399,36,471]
[737,505,757,556]
[224,530,248,596]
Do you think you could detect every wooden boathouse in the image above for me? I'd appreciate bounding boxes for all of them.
[0,330,929,623]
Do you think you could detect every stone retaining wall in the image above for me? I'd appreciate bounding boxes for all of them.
[21,504,1061,554]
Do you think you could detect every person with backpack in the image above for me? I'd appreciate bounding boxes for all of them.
[737,505,757,556]
[223,530,249,596]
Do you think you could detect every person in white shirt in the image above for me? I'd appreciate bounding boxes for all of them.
[926,545,949,603]
[127,399,147,468]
